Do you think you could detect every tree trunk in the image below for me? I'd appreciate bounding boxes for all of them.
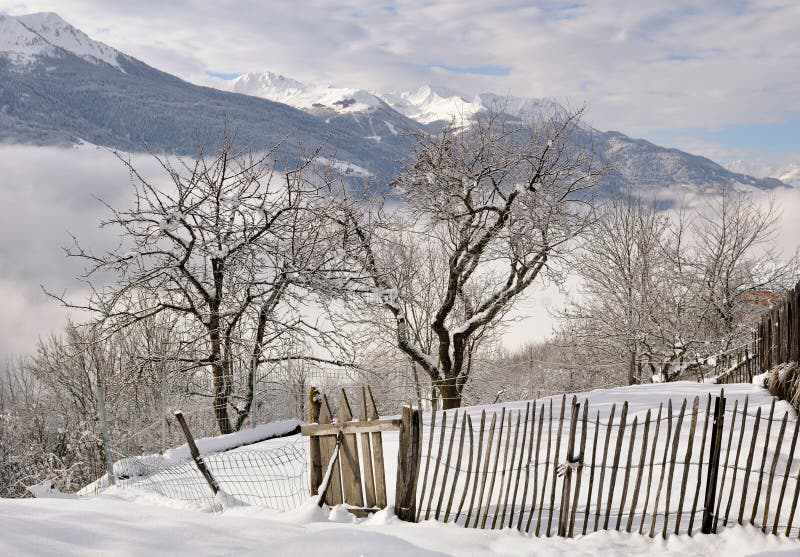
[439,377,462,410]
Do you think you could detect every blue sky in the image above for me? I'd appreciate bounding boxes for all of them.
[9,0,800,175]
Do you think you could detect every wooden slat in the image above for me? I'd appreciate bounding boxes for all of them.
[784,450,800,537]
[444,411,468,522]
[481,407,506,529]
[416,408,437,522]
[594,403,616,532]
[338,390,364,507]
[367,387,387,508]
[545,395,566,536]
[662,398,688,539]
[509,403,531,528]
[491,410,514,529]
[517,401,544,532]
[499,409,522,528]
[319,395,342,506]
[714,399,738,533]
[455,413,476,523]
[627,408,651,532]
[424,410,448,520]
[473,411,497,528]
[675,396,699,535]
[568,400,589,537]
[582,410,601,535]
[615,415,637,531]
[435,411,459,520]
[395,406,422,521]
[535,400,554,536]
[358,388,376,509]
[649,400,673,538]
[750,398,776,525]
[559,397,579,537]
[464,411,487,527]
[762,412,788,532]
[604,402,628,530]
[772,413,799,535]
[688,394,711,536]
[638,403,662,535]
[737,406,762,524]
[723,395,749,526]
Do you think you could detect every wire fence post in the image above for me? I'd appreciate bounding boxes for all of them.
[174,411,220,496]
[702,394,725,533]
[96,383,116,486]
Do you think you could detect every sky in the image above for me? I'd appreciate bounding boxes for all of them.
[2,0,799,175]
[1,0,800,357]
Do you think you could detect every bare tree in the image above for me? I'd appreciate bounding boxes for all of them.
[338,109,600,408]
[54,134,347,433]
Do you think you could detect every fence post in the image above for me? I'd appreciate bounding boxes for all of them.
[308,387,323,495]
[395,405,422,522]
[558,398,580,537]
[701,394,726,533]
[174,411,220,496]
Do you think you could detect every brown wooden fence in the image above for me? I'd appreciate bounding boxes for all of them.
[759,280,800,372]
[412,393,800,538]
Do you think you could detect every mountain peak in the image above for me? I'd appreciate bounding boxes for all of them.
[1,12,122,70]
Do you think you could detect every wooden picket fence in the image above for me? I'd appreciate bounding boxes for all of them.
[711,347,760,385]
[759,280,800,372]
[412,393,800,538]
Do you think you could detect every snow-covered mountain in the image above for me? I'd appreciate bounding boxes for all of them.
[775,164,800,187]
[0,12,788,195]
[0,12,122,69]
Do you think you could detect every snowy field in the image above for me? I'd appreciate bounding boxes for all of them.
[3,382,800,556]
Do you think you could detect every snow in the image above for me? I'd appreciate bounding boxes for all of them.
[378,85,484,125]
[0,13,122,69]
[1,490,798,556]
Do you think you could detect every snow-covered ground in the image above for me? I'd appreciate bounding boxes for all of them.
[3,382,800,556]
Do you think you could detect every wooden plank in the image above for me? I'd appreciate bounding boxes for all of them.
[723,395,749,526]
[395,406,422,522]
[455,413,476,523]
[615,415,637,531]
[535,400,554,536]
[338,390,364,507]
[319,395,343,506]
[474,411,498,528]
[492,410,515,529]
[481,407,506,529]
[464,411,487,528]
[582,410,601,535]
[521,402,541,532]
[662,398,688,539]
[649,400,673,538]
[675,396,699,535]
[416,408,437,522]
[424,410,448,520]
[435,410,459,520]
[637,403,662,535]
[358,388,376,509]
[568,399,589,538]
[367,387,387,508]
[594,403,616,532]
[737,406,762,525]
[498,409,522,528]
[627,409,651,532]
[772,413,799,535]
[444,411,467,522]
[761,411,788,532]
[509,402,531,529]
[301,419,402,436]
[604,402,628,530]
[547,395,566,536]
[559,397,579,537]
[307,387,323,496]
[701,395,726,534]
[714,399,738,533]
[784,451,800,537]
[688,394,712,536]
[750,398,776,525]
